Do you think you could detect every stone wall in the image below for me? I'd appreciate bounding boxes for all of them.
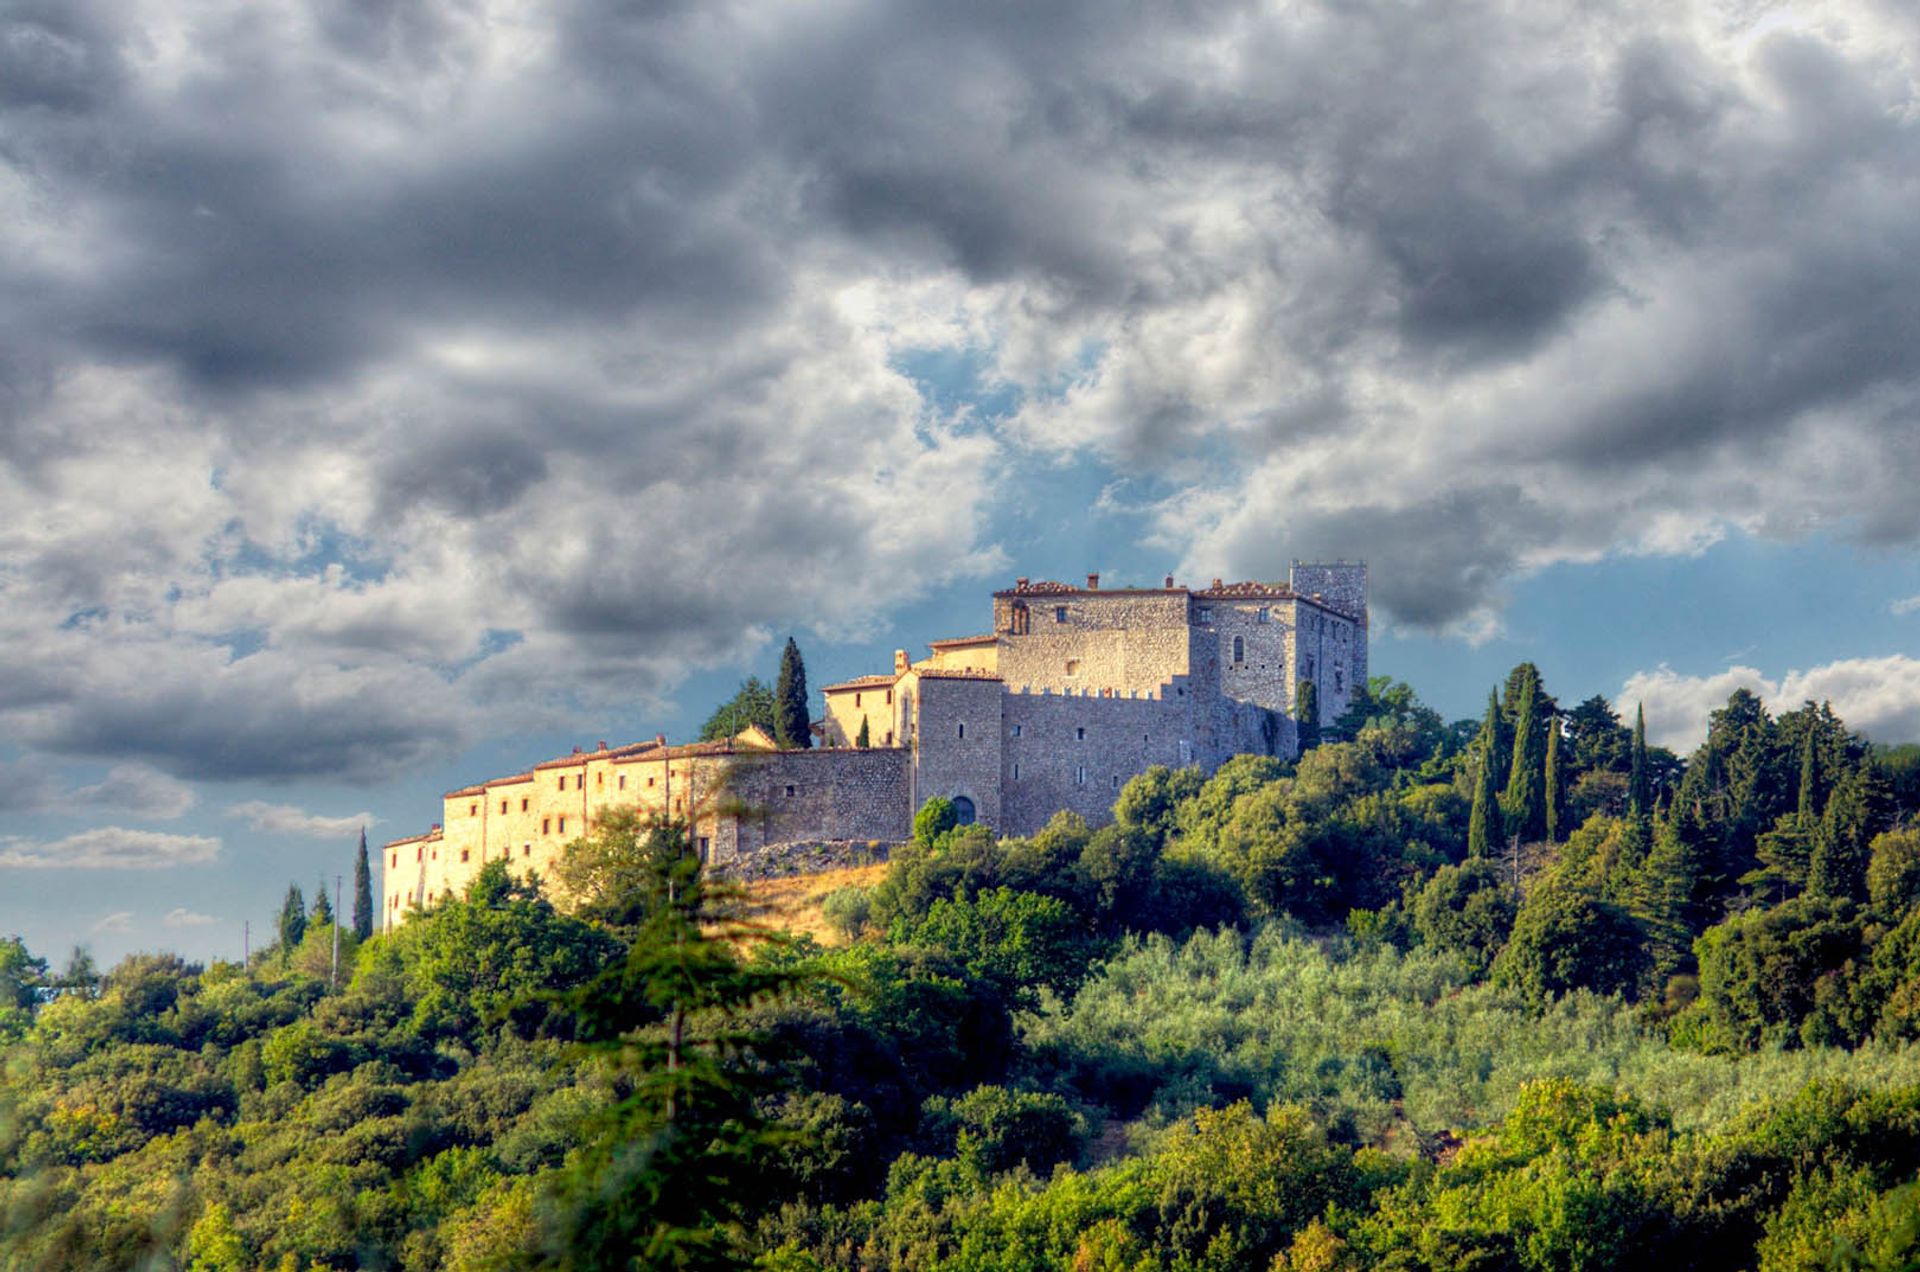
[1000,686,1192,834]
[1289,561,1369,688]
[716,746,912,860]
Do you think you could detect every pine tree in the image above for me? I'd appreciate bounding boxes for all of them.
[1808,765,1885,902]
[1628,704,1650,819]
[774,637,811,750]
[1502,671,1546,843]
[1544,714,1564,844]
[1295,679,1321,752]
[277,884,306,959]
[352,828,374,940]
[1797,730,1819,828]
[310,877,333,929]
[856,716,871,748]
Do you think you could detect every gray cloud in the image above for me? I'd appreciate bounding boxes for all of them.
[2,0,1917,781]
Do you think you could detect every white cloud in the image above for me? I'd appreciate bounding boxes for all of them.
[0,828,222,870]
[1620,655,1920,751]
[228,801,377,840]
[1893,596,1920,616]
[163,907,217,928]
[91,911,134,934]
[72,764,198,820]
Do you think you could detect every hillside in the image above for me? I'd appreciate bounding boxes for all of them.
[744,860,890,946]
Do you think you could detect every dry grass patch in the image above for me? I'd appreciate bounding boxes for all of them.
[745,861,890,946]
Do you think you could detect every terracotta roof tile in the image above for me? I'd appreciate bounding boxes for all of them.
[822,673,899,692]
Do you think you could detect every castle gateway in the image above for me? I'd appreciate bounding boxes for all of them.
[381,563,1366,926]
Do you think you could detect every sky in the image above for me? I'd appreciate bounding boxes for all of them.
[2,0,1919,964]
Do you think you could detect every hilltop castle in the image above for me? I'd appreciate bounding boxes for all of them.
[381,562,1367,927]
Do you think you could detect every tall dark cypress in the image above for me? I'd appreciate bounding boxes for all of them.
[277,884,307,957]
[1544,715,1564,844]
[1503,671,1546,843]
[1468,747,1498,859]
[352,828,374,940]
[774,636,811,750]
[1808,766,1883,902]
[1468,689,1502,858]
[310,877,333,928]
[1295,679,1321,753]
[1628,704,1650,820]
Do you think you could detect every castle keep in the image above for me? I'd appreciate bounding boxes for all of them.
[381,562,1367,927]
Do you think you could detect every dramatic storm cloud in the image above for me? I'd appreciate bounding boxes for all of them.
[2,0,1917,784]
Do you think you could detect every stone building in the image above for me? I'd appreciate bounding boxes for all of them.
[381,562,1366,927]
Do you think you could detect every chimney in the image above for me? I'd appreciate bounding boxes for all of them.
[430,822,441,832]
[572,744,581,754]
[1015,576,1029,589]
[1087,572,1100,590]
[1164,574,1175,588]
[894,649,910,674]
[655,733,666,747]
[597,740,607,751]
[1212,578,1223,590]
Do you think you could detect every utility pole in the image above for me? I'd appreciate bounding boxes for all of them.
[331,874,343,991]
[243,920,250,969]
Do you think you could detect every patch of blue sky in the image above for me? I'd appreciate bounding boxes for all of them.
[1379,532,1920,725]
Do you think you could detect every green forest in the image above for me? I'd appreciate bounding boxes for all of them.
[5,669,1920,1270]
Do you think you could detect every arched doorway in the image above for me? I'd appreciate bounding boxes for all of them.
[951,795,976,826]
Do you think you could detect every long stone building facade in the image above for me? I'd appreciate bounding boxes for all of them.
[381,562,1367,927]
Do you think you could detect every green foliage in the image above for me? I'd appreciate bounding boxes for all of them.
[914,796,961,847]
[891,887,1092,1003]
[1114,765,1206,846]
[1866,829,1920,920]
[820,886,873,942]
[1495,879,1648,1001]
[1296,679,1321,752]
[1694,897,1874,1051]
[856,715,871,748]
[1412,859,1516,976]
[701,674,779,741]
[1502,664,1548,844]
[776,637,812,749]
[921,1085,1085,1179]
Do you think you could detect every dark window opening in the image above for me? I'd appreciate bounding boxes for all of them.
[1055,606,1068,623]
[958,722,966,739]
[952,795,976,825]
[1233,635,1245,663]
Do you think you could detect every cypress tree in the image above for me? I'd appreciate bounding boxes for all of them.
[855,717,871,749]
[774,637,811,750]
[1295,679,1321,753]
[1502,672,1546,843]
[277,884,306,958]
[352,829,374,940]
[1544,715,1564,844]
[310,878,333,928]
[1468,747,1498,860]
[1628,704,1650,819]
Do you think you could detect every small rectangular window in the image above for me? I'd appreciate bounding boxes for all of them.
[1076,726,1086,741]
[1197,606,1212,623]
[1055,606,1068,622]
[1011,723,1022,737]
[699,836,711,857]
[461,849,470,863]
[416,847,422,861]
[885,731,894,744]
[958,723,966,739]
[619,775,627,790]
[499,799,507,814]
[558,816,566,834]
[523,844,531,857]
[469,802,477,816]
[1075,765,1086,785]
[855,692,862,707]
[391,852,398,868]
[886,689,893,704]
[542,817,550,834]
[521,797,529,812]
[648,776,656,788]
[597,772,603,789]
[1257,607,1270,624]
[785,784,796,797]
[557,775,565,790]
[1012,763,1020,779]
